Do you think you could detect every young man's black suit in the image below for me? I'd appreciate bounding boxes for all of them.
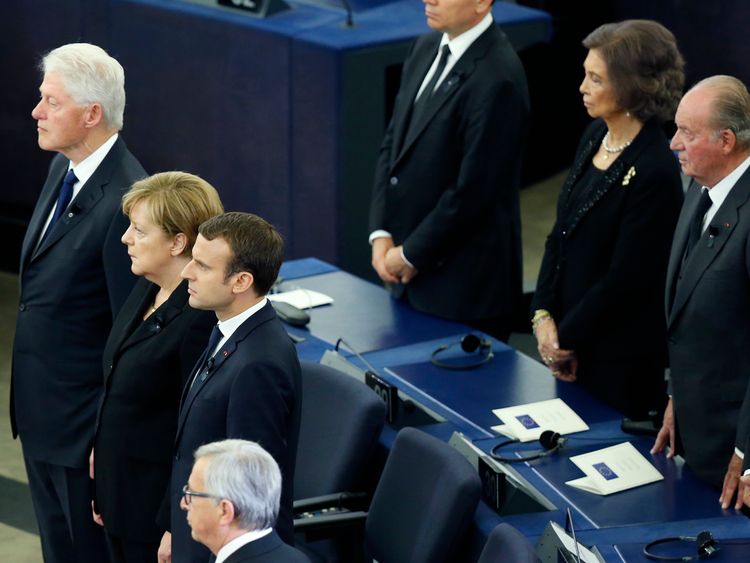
[161,301,301,563]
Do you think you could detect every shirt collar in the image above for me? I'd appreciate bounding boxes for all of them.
[217,297,268,343]
[69,133,119,187]
[215,528,273,563]
[704,154,750,203]
[440,12,493,62]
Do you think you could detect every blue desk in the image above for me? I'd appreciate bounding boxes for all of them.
[573,516,750,562]
[280,258,750,561]
[280,270,468,353]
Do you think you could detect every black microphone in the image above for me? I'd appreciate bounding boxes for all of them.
[340,0,354,27]
[151,313,164,333]
[64,203,82,222]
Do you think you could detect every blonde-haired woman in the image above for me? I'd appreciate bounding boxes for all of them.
[91,172,223,563]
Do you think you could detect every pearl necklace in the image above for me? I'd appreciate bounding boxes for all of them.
[601,131,632,160]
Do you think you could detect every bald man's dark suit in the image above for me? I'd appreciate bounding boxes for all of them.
[666,167,750,487]
[11,137,145,562]
[369,23,529,329]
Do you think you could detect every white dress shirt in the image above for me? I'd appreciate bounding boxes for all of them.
[215,528,273,563]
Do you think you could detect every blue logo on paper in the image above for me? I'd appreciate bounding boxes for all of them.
[515,414,540,429]
[593,463,618,481]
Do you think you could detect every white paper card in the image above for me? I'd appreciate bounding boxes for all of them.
[268,289,333,309]
[565,442,663,495]
[491,398,588,442]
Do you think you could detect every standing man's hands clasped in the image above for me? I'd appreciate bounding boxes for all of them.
[371,237,418,284]
[384,245,418,284]
[371,237,399,283]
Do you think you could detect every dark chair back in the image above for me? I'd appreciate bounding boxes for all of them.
[295,361,386,499]
[478,523,538,563]
[365,427,481,563]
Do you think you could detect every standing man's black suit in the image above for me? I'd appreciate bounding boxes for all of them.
[162,302,301,563]
[665,172,750,487]
[93,278,214,557]
[369,21,529,335]
[11,136,144,561]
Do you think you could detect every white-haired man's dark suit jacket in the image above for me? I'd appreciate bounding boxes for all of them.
[666,171,750,487]
[11,137,144,561]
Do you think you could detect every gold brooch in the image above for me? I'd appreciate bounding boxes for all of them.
[622,166,636,186]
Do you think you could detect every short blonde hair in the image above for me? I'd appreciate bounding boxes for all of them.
[123,172,224,255]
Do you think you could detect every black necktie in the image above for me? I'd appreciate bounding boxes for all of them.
[42,169,77,242]
[685,188,712,258]
[408,45,451,134]
[191,324,223,387]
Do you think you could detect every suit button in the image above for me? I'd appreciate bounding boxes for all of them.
[18,303,26,312]
[174,453,181,461]
[389,177,398,186]
[562,230,567,236]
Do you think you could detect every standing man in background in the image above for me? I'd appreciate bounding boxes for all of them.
[369,0,530,341]
[10,43,145,562]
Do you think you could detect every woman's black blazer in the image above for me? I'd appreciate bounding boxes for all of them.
[93,277,214,542]
[532,119,683,362]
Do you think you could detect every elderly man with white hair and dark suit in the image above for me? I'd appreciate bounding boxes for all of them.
[652,75,750,510]
[10,42,145,562]
[181,439,310,563]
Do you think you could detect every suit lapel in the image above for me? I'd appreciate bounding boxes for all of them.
[32,173,105,260]
[668,174,750,324]
[394,26,497,167]
[562,121,661,236]
[21,160,67,270]
[119,280,191,356]
[392,40,437,159]
[174,302,277,445]
[29,138,126,263]
[104,280,157,376]
[665,181,700,317]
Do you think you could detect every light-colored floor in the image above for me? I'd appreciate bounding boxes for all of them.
[0,172,563,561]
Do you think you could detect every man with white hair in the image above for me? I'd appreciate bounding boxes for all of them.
[182,439,310,563]
[10,42,145,562]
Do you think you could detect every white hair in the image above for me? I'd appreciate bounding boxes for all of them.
[194,439,281,531]
[41,43,125,131]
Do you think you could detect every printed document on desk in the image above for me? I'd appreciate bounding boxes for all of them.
[268,288,333,309]
[491,398,588,442]
[566,442,663,495]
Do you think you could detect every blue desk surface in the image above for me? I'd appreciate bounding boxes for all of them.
[281,258,748,558]
[279,257,338,280]
[473,420,734,532]
[281,270,468,353]
[382,355,620,438]
[574,515,750,562]
[295,0,552,50]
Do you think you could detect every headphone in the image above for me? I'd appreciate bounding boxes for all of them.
[431,334,494,370]
[490,430,566,463]
[643,531,719,561]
